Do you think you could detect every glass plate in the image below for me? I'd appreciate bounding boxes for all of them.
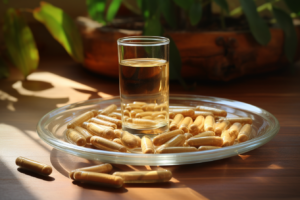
[37,94,280,166]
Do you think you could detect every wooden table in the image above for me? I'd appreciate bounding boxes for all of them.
[1,57,299,200]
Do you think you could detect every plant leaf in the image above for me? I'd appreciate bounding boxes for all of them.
[189,0,202,26]
[213,0,229,13]
[173,0,194,11]
[140,0,159,19]
[0,58,10,79]
[168,37,182,80]
[3,8,39,77]
[106,0,122,22]
[143,12,162,36]
[33,2,84,63]
[284,0,300,14]
[239,0,271,45]
[122,0,141,15]
[86,0,107,25]
[272,7,297,63]
[159,0,177,29]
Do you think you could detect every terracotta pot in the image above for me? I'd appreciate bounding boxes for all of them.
[77,17,300,81]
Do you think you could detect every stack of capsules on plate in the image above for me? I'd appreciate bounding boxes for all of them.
[65,103,256,154]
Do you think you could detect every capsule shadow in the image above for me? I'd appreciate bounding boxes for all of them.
[17,168,55,181]
[72,181,128,193]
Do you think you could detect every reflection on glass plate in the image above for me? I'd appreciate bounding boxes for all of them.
[37,94,280,166]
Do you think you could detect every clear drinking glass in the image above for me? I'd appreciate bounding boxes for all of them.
[117,36,170,135]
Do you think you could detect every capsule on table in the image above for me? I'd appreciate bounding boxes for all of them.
[204,115,215,131]
[67,110,98,129]
[16,156,52,176]
[198,146,221,151]
[157,147,198,154]
[66,128,87,146]
[112,170,172,183]
[121,131,139,149]
[221,129,235,147]
[99,104,117,115]
[155,134,186,153]
[184,132,193,140]
[90,136,127,152]
[214,120,230,136]
[189,116,204,135]
[228,122,243,138]
[88,117,117,129]
[82,122,114,139]
[196,106,227,117]
[152,129,184,146]
[187,136,223,147]
[238,124,252,142]
[141,136,155,154]
[69,163,112,180]
[191,131,215,138]
[74,126,93,143]
[219,117,253,125]
[108,112,122,120]
[74,171,124,188]
[96,114,122,129]
[169,109,195,118]
[169,114,184,131]
[179,117,193,133]
[192,111,214,119]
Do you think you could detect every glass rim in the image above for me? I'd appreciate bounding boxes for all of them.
[117,36,170,47]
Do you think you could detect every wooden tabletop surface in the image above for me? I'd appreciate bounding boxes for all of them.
[0,56,299,200]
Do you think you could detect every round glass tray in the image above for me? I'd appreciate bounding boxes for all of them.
[37,94,280,166]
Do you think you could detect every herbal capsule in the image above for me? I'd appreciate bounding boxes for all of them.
[113,170,172,183]
[152,129,184,146]
[74,171,124,188]
[156,115,166,120]
[141,136,154,154]
[187,136,223,147]
[189,116,204,135]
[96,114,122,129]
[221,129,235,147]
[204,115,215,131]
[90,136,127,152]
[142,116,153,120]
[238,124,252,142]
[196,106,227,117]
[133,101,147,106]
[179,117,193,133]
[191,131,215,138]
[121,131,139,148]
[69,163,112,180]
[142,104,155,111]
[67,110,97,129]
[130,109,144,118]
[74,126,93,143]
[99,104,117,115]
[154,104,167,111]
[134,135,141,146]
[108,112,122,120]
[219,117,253,125]
[152,111,167,118]
[131,119,157,126]
[16,157,52,176]
[184,132,193,139]
[88,118,117,129]
[135,112,153,118]
[83,122,114,139]
[198,146,221,151]
[115,108,122,113]
[83,122,114,131]
[66,128,87,146]
[192,111,214,119]
[157,147,198,154]
[169,114,184,130]
[155,134,186,153]
[126,104,143,111]
[113,138,123,145]
[228,122,243,138]
[123,110,130,117]
[214,120,230,136]
[169,109,195,118]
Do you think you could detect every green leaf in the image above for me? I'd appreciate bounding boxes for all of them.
[213,0,229,13]
[33,2,84,63]
[173,0,194,11]
[140,0,159,19]
[272,7,297,63]
[0,58,10,78]
[189,1,202,26]
[159,0,177,29]
[168,37,182,80]
[3,8,39,77]
[106,0,122,22]
[86,0,107,25]
[239,0,271,45]
[143,12,162,36]
[284,0,300,14]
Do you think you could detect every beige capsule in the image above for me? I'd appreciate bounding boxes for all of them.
[74,126,93,143]
[157,147,198,154]
[88,117,117,129]
[121,131,139,149]
[142,104,156,111]
[123,110,130,117]
[113,170,172,183]
[108,112,122,120]
[66,128,87,146]
[196,106,227,117]
[99,104,117,115]
[192,111,214,119]
[189,116,204,135]
[90,136,127,152]
[152,111,167,118]
[191,131,215,138]
[67,110,98,129]
[130,109,144,118]
[152,129,184,146]
[238,124,252,142]
[154,104,167,111]
[16,156,52,176]
[133,101,147,106]
[198,146,221,151]
[142,116,153,120]
[169,114,184,131]
[69,163,112,180]
[82,122,114,139]
[131,118,157,126]
[74,171,124,188]
[113,138,123,145]
[221,129,235,147]
[184,132,193,140]
[96,114,122,129]
[141,136,155,154]
[187,136,223,147]
[135,112,153,118]
[179,117,193,133]
[204,115,215,131]
[134,135,141,147]
[155,134,186,153]
[214,120,230,136]
[156,115,166,120]
[169,109,195,118]
[115,108,121,113]
[126,104,143,111]
[219,117,253,125]
[82,122,114,131]
[228,122,243,138]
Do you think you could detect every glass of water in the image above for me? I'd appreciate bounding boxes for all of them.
[117,36,170,135]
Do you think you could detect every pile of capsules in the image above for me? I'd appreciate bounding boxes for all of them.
[16,157,172,187]
[65,103,256,154]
